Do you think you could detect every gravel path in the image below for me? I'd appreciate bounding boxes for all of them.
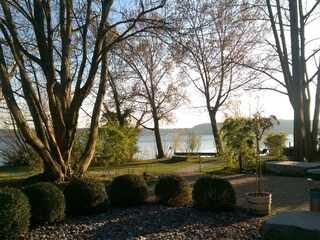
[24,204,263,240]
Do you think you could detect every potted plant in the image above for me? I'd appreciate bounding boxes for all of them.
[246,112,279,216]
[307,169,320,211]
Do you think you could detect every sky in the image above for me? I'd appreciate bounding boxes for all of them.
[161,2,320,130]
[163,90,294,129]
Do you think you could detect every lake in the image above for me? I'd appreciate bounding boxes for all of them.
[0,134,294,165]
[135,134,217,160]
[135,134,294,160]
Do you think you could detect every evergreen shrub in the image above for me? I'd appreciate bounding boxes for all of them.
[155,175,191,206]
[108,174,148,207]
[0,187,31,239]
[23,182,65,225]
[193,176,236,211]
[64,178,107,215]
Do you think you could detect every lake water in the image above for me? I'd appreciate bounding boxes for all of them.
[135,134,294,160]
[0,134,294,165]
[135,134,218,160]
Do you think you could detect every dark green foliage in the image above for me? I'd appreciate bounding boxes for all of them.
[108,174,148,207]
[22,182,65,225]
[0,187,31,239]
[155,175,191,206]
[192,176,236,211]
[64,178,107,215]
[264,132,287,155]
[283,147,294,156]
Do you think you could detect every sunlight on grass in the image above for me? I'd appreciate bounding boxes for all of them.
[0,165,34,180]
[89,157,210,174]
[0,165,31,173]
[0,173,34,180]
[201,162,224,173]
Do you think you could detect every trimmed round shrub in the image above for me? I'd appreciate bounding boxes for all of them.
[23,182,65,225]
[64,178,107,215]
[155,175,191,206]
[108,174,148,207]
[193,176,236,211]
[0,187,31,239]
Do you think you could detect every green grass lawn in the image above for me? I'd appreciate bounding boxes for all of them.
[0,165,34,180]
[89,157,219,175]
[0,155,286,182]
[0,157,221,187]
[0,165,31,173]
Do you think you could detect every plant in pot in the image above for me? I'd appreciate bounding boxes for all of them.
[246,112,279,216]
[307,169,320,211]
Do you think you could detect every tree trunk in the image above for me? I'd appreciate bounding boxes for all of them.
[266,0,320,162]
[238,152,243,174]
[293,108,306,161]
[42,162,65,181]
[289,0,306,162]
[307,65,320,161]
[153,117,165,158]
[255,136,263,195]
[208,108,223,155]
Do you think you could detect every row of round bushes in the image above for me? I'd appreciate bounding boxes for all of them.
[0,182,66,239]
[0,174,236,239]
[107,174,236,211]
[0,178,108,239]
[155,175,236,211]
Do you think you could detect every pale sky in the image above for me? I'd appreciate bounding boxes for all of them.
[162,2,320,130]
[162,90,294,129]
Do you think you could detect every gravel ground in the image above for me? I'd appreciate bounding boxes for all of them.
[23,203,263,240]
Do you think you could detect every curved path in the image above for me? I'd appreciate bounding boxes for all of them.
[174,160,219,173]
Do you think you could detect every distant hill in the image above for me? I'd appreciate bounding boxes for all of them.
[191,119,293,135]
[139,119,294,136]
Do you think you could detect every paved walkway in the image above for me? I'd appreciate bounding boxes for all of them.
[173,161,311,216]
[173,172,310,217]
[143,161,310,217]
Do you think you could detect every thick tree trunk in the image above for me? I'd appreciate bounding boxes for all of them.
[267,0,320,162]
[307,66,320,161]
[293,108,306,161]
[290,0,306,162]
[0,0,166,181]
[42,162,66,181]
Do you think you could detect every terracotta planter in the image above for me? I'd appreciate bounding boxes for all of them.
[246,192,272,216]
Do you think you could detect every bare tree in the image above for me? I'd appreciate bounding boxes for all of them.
[118,32,187,158]
[171,0,267,154]
[265,0,320,161]
[102,51,136,127]
[0,0,165,180]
